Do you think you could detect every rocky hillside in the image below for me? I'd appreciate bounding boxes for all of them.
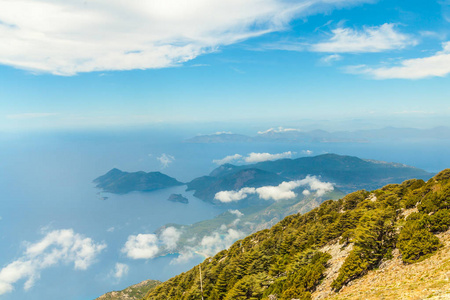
[321,230,450,299]
[96,279,160,300]
[142,169,450,300]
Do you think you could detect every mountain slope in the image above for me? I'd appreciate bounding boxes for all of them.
[142,169,450,300]
[94,168,183,194]
[96,279,161,300]
[322,230,450,299]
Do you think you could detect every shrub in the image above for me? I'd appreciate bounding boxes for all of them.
[331,249,368,290]
[397,219,442,263]
[427,209,450,233]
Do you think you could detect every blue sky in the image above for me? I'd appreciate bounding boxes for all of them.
[0,0,449,131]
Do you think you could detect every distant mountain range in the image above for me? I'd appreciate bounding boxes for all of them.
[186,153,433,203]
[185,126,450,143]
[94,154,432,204]
[93,168,183,194]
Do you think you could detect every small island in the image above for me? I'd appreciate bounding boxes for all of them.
[94,168,183,194]
[167,194,189,204]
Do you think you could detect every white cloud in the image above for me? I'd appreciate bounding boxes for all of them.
[160,227,181,251]
[348,41,450,79]
[213,151,295,165]
[122,227,182,260]
[311,23,416,53]
[257,127,301,134]
[213,154,243,165]
[255,181,300,200]
[122,234,159,260]
[0,229,106,295]
[302,150,314,155]
[214,175,334,203]
[170,249,198,265]
[320,54,342,64]
[0,0,370,75]
[112,263,129,280]
[215,187,256,203]
[245,151,294,163]
[157,153,175,169]
[171,227,245,264]
[228,209,244,217]
[199,228,244,257]
[107,227,115,233]
[298,175,335,196]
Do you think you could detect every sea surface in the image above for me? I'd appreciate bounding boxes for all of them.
[0,127,449,299]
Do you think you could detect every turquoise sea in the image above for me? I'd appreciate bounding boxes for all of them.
[0,127,449,299]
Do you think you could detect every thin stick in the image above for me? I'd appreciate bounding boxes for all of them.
[199,264,204,300]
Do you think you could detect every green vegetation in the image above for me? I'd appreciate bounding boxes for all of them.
[187,154,433,202]
[93,168,183,194]
[96,279,161,300]
[142,169,450,300]
[162,189,343,255]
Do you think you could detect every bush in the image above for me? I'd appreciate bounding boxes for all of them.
[225,275,264,300]
[342,190,369,210]
[404,196,418,209]
[427,209,450,233]
[418,183,450,213]
[331,249,368,290]
[397,219,442,263]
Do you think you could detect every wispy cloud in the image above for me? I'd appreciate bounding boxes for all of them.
[159,227,181,251]
[257,40,307,52]
[213,154,243,165]
[228,209,244,217]
[198,228,244,257]
[111,263,129,280]
[0,229,106,295]
[348,41,450,79]
[311,23,416,53]
[214,176,334,203]
[257,127,301,134]
[6,113,58,120]
[441,0,450,22]
[213,151,294,165]
[171,227,245,263]
[0,0,371,75]
[157,154,175,169]
[320,54,342,65]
